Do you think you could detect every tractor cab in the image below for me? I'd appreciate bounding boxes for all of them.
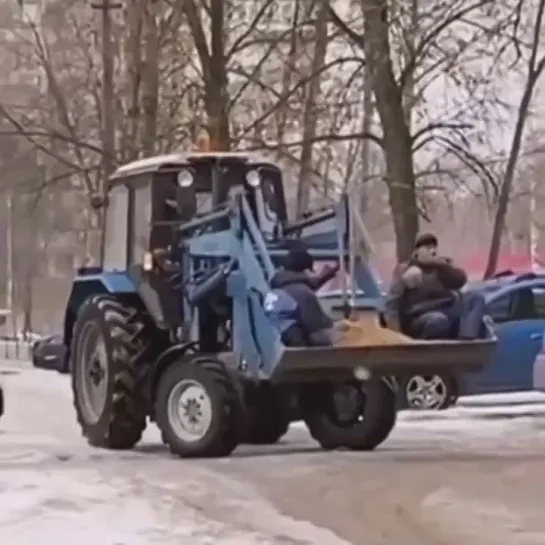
[103,152,287,271]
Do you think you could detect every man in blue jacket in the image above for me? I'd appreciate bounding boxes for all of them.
[265,244,339,346]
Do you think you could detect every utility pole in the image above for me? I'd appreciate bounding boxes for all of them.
[6,190,12,316]
[91,0,121,265]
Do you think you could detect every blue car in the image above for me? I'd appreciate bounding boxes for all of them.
[400,272,545,409]
[321,272,545,410]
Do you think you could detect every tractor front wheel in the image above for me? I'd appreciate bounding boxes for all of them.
[71,295,149,450]
[302,379,397,451]
[155,357,240,458]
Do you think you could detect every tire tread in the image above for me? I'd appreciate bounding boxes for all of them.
[71,294,149,450]
[156,357,240,458]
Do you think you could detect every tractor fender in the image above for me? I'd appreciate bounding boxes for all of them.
[150,342,200,402]
[63,273,139,372]
[63,279,108,372]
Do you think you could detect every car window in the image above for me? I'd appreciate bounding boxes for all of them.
[486,293,512,323]
[532,287,545,318]
[489,283,545,322]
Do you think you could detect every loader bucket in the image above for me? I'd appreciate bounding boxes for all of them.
[270,315,497,383]
[271,338,496,383]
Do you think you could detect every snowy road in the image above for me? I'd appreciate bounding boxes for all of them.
[2,361,545,545]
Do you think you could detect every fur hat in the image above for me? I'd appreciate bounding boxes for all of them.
[414,232,438,249]
[285,241,314,272]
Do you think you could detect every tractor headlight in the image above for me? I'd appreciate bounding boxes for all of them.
[354,365,371,381]
[177,169,194,188]
[246,170,261,188]
[143,251,154,271]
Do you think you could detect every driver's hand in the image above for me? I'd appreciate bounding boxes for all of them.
[322,262,340,274]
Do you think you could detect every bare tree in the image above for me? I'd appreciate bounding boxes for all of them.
[296,0,329,216]
[327,0,533,260]
[484,0,545,277]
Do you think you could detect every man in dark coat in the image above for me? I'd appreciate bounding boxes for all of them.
[384,233,485,339]
[265,244,339,346]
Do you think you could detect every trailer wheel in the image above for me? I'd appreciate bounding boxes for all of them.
[303,379,397,451]
[71,295,149,449]
[155,357,240,458]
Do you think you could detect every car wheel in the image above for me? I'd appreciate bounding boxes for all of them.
[400,374,457,411]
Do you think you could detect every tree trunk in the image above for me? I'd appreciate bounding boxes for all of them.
[184,0,230,150]
[296,0,329,217]
[122,1,143,161]
[206,0,230,150]
[483,77,542,278]
[360,70,373,213]
[140,0,160,155]
[483,0,545,278]
[360,0,419,261]
[276,1,300,147]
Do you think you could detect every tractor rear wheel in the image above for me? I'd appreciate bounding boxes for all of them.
[302,378,397,451]
[155,357,240,458]
[71,295,149,450]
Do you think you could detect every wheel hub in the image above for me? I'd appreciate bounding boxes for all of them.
[406,375,447,410]
[76,323,109,425]
[89,357,105,386]
[332,384,366,424]
[167,380,213,443]
[182,397,203,422]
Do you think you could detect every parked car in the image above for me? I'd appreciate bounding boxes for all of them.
[31,334,67,373]
[400,271,545,409]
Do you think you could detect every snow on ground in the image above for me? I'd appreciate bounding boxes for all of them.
[0,361,353,545]
[3,359,545,544]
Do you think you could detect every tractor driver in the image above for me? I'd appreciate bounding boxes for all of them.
[266,243,340,346]
[384,232,486,340]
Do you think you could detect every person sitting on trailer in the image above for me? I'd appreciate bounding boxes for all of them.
[384,232,485,340]
[265,243,339,346]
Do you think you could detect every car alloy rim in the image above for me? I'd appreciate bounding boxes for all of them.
[406,374,447,410]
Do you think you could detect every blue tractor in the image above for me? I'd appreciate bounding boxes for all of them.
[63,152,495,458]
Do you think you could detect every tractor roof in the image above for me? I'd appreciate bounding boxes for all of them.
[109,151,271,182]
